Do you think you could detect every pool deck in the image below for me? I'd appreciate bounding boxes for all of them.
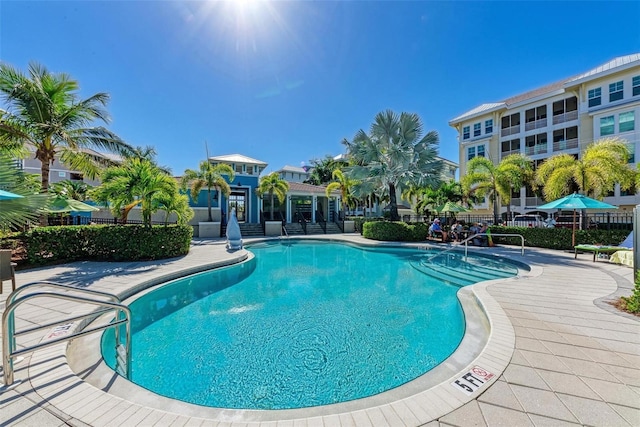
[1,234,639,426]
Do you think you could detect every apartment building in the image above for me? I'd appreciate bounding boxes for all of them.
[449,53,640,216]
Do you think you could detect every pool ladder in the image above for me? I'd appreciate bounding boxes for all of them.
[1,281,132,392]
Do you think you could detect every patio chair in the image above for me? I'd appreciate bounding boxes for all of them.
[0,249,17,293]
[574,232,632,262]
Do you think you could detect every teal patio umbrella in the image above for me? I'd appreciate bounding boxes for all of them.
[0,189,24,200]
[537,192,617,246]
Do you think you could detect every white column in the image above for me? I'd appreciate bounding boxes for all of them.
[286,196,291,223]
[312,196,317,222]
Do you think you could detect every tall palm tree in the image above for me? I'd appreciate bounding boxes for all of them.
[535,137,635,201]
[181,161,234,222]
[0,62,134,192]
[462,156,502,222]
[257,172,289,220]
[343,110,443,221]
[91,157,179,226]
[495,154,533,220]
[325,169,356,214]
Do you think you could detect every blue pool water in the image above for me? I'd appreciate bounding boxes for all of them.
[102,240,518,409]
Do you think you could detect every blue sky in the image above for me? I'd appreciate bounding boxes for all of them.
[1,1,639,177]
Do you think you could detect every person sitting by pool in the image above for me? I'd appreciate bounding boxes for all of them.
[473,222,489,246]
[428,219,448,242]
[450,220,463,242]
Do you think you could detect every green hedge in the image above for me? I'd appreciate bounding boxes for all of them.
[18,224,192,265]
[488,226,630,250]
[362,221,429,242]
[361,221,630,250]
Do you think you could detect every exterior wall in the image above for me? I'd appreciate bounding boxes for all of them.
[20,156,102,187]
[451,58,640,216]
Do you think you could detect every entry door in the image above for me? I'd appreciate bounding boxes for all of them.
[229,191,246,222]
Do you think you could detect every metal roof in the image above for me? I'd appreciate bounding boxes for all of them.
[287,181,339,195]
[209,154,267,166]
[567,53,640,84]
[449,103,504,124]
[278,165,308,173]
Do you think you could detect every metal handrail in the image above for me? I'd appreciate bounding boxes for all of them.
[1,290,131,391]
[6,281,122,354]
[427,232,525,261]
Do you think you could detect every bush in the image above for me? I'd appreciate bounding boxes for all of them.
[488,226,629,250]
[360,221,629,251]
[363,221,429,242]
[20,224,192,265]
[620,272,640,314]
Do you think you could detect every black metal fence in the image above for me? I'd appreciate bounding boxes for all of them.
[47,216,176,226]
[399,212,633,231]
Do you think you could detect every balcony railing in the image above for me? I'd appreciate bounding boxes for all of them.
[501,149,521,159]
[525,196,545,206]
[501,125,520,137]
[553,138,579,152]
[524,118,547,131]
[524,143,548,156]
[552,110,578,125]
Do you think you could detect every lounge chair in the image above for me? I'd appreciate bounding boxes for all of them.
[574,232,632,262]
[0,249,17,293]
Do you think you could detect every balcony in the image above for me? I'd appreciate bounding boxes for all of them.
[524,118,547,131]
[552,110,578,125]
[501,125,520,137]
[501,149,521,159]
[552,138,579,152]
[525,143,548,156]
[525,196,545,206]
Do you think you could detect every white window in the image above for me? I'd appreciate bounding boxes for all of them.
[246,166,253,175]
[588,88,601,107]
[633,76,640,96]
[467,145,485,161]
[609,81,623,102]
[58,171,66,177]
[467,146,475,161]
[235,164,243,174]
[619,111,635,133]
[473,123,481,137]
[485,119,493,134]
[600,116,614,136]
[463,126,470,140]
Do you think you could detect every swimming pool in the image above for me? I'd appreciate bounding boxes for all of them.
[102,240,518,410]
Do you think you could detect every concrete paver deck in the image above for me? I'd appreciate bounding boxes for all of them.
[0,235,638,426]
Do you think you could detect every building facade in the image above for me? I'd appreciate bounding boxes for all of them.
[449,54,640,217]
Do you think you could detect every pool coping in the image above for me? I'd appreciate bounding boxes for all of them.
[22,237,536,425]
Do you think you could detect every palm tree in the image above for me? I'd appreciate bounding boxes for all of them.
[91,157,180,226]
[462,156,503,222]
[257,172,289,221]
[495,154,533,220]
[0,155,49,231]
[50,180,91,201]
[181,161,234,222]
[343,110,443,221]
[0,62,134,192]
[154,191,194,226]
[325,169,356,214]
[535,137,635,201]
[304,156,339,185]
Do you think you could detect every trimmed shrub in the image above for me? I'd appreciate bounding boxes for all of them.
[21,224,192,265]
[488,226,629,250]
[363,221,429,242]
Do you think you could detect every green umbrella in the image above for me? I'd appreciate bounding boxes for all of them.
[434,201,470,213]
[537,192,617,246]
[44,196,100,213]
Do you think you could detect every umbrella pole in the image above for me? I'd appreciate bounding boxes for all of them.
[572,209,576,247]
